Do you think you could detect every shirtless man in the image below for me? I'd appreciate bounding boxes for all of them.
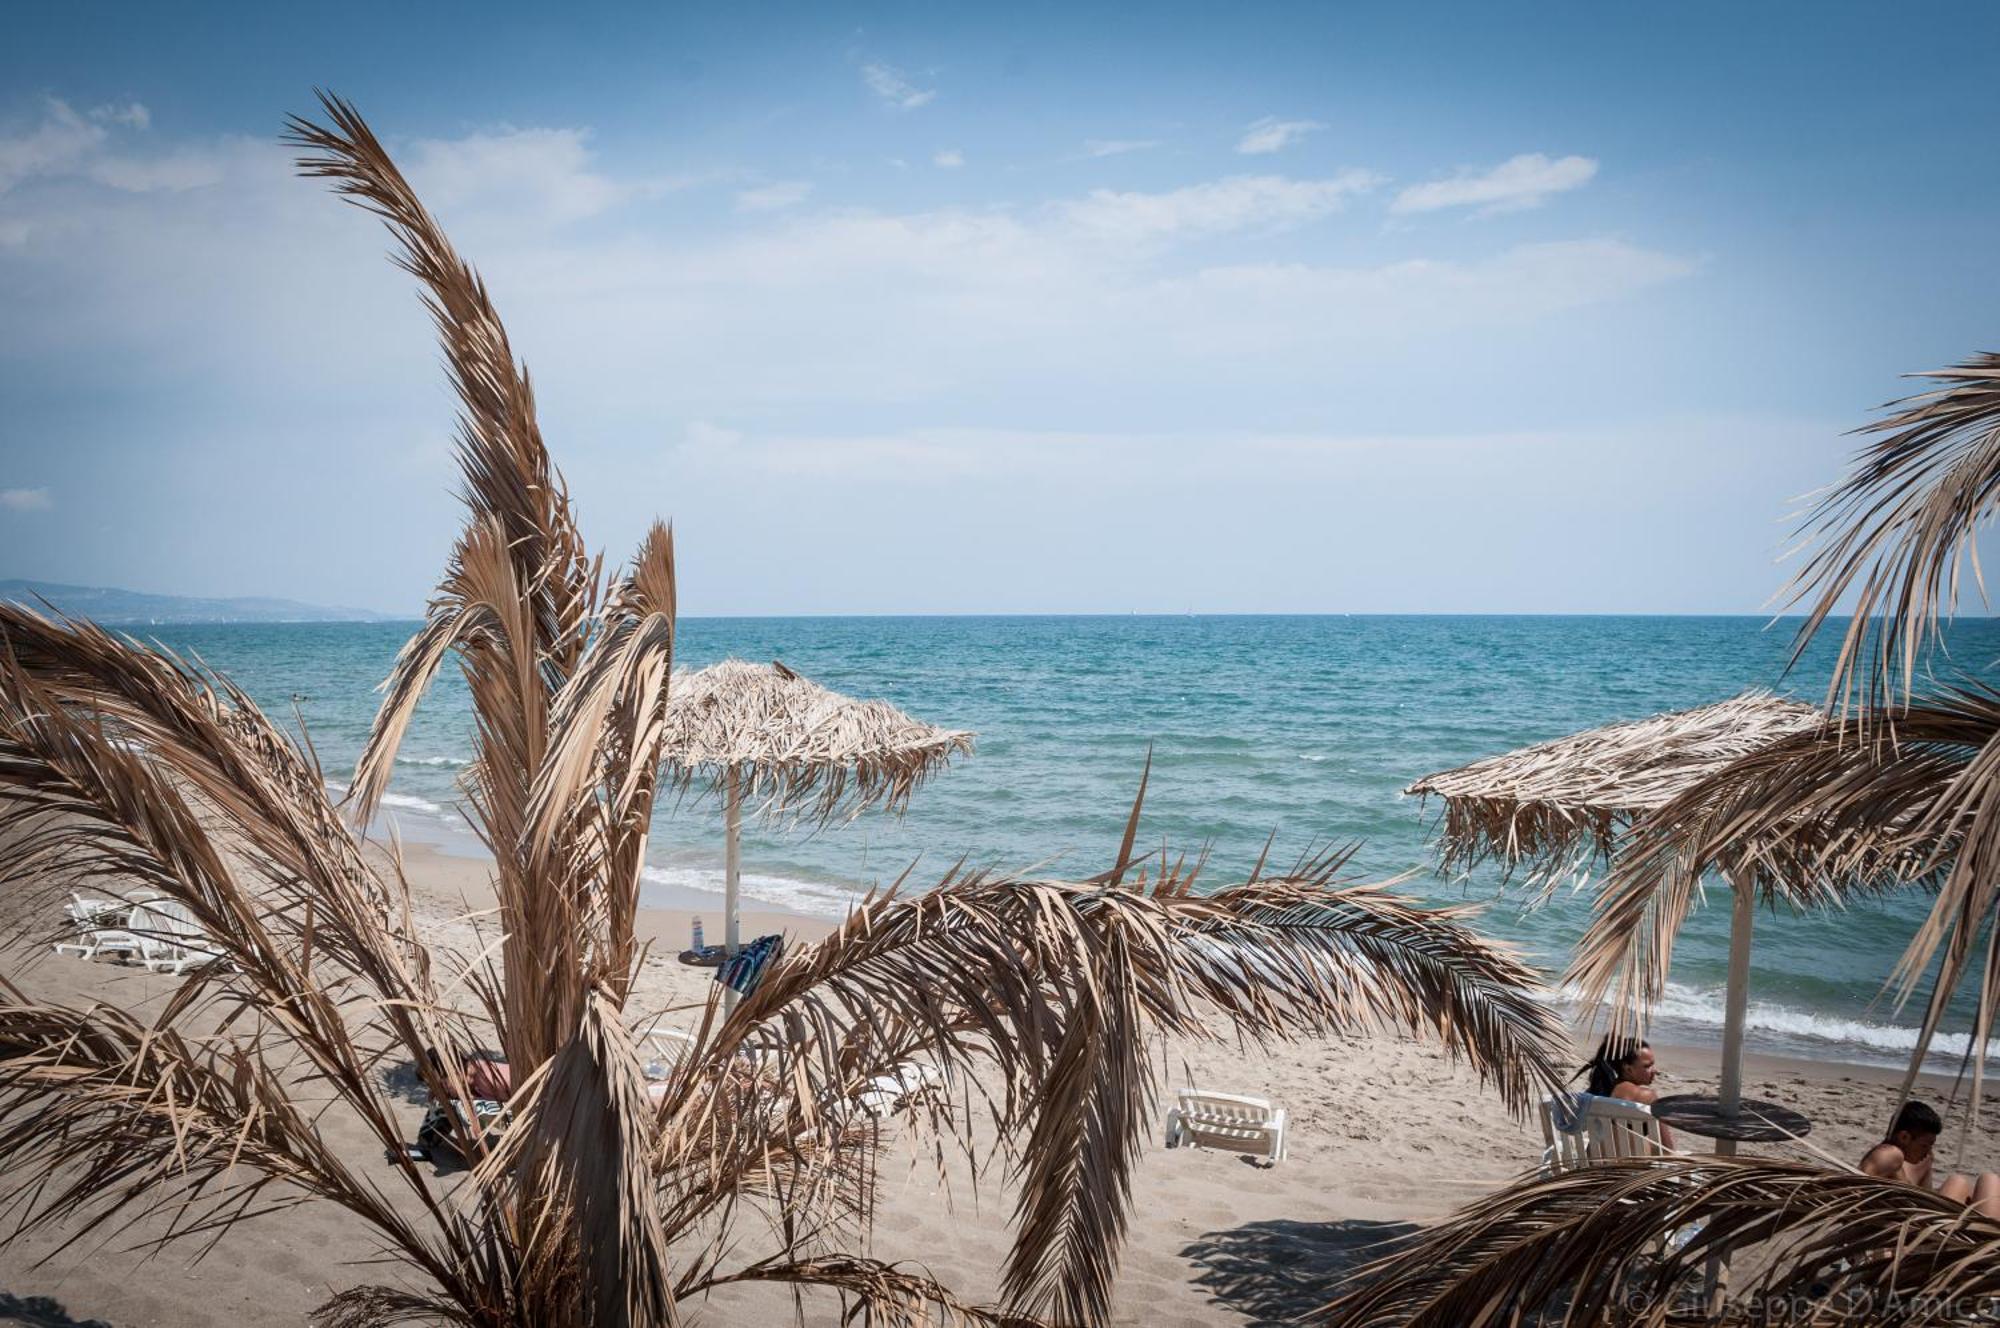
[1859,1099,2000,1218]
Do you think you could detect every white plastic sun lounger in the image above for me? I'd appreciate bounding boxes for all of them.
[641,1027,698,1078]
[128,899,225,976]
[1163,1089,1287,1164]
[52,892,144,962]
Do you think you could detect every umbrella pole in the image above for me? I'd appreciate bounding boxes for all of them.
[1717,872,1755,1149]
[1704,871,1757,1310]
[723,764,742,1013]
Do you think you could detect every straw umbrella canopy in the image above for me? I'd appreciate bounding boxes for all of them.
[658,659,973,992]
[1406,691,1828,1143]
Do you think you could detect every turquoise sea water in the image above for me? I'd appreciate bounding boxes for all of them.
[141,614,2000,1071]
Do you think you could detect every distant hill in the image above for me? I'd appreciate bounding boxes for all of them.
[0,580,397,625]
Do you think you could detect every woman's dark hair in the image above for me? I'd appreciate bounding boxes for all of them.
[1891,1099,1943,1139]
[1579,1036,1649,1097]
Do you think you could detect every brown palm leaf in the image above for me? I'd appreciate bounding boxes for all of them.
[645,828,1570,1325]
[288,93,600,829]
[1317,1156,2000,1327]
[1782,351,2000,717]
[0,632,522,1319]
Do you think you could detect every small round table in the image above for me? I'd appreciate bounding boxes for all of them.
[1652,1094,1813,1309]
[1651,1093,1813,1144]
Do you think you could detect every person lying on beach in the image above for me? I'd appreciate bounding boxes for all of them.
[400,1046,513,1163]
[427,1045,511,1099]
[1859,1099,2000,1218]
[1579,1035,1674,1148]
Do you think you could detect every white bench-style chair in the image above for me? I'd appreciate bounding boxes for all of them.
[1538,1093,1669,1176]
[1163,1089,1288,1165]
[128,899,225,976]
[52,892,144,962]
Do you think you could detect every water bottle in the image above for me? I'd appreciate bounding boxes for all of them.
[691,916,705,952]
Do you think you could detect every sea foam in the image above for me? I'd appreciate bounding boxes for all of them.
[1567,981,2000,1066]
[638,864,861,920]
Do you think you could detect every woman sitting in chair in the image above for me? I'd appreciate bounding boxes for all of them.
[1580,1035,1673,1148]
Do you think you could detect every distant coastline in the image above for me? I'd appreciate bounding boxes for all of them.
[0,579,396,625]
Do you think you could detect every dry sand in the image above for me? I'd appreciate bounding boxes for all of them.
[4,840,1999,1326]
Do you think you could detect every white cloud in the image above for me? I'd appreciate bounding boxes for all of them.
[932,148,964,169]
[404,128,629,227]
[680,420,743,456]
[1060,171,1380,244]
[1082,138,1160,158]
[0,107,1703,616]
[86,148,226,193]
[735,180,813,212]
[0,112,1688,410]
[1152,239,1698,353]
[860,62,936,110]
[0,99,108,193]
[91,103,150,130]
[0,488,52,511]
[0,99,222,197]
[1235,117,1325,155]
[1392,152,1599,216]
[657,414,1831,615]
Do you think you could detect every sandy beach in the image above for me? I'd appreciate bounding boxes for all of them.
[2,837,1998,1327]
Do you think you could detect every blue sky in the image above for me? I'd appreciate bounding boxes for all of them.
[2,2,1996,615]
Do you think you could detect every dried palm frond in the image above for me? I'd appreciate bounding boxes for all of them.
[1317,1156,2000,1327]
[655,832,1569,1326]
[289,95,600,831]
[1781,352,2000,718]
[0,620,517,1318]
[707,1255,1042,1328]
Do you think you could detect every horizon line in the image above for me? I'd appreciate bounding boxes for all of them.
[87,609,2000,625]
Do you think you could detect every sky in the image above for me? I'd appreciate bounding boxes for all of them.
[1,2,1996,616]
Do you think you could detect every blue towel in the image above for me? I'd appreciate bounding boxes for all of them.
[1549,1091,1595,1133]
[717,933,782,996]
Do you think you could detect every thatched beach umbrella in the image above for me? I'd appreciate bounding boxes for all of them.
[1407,692,1825,1143]
[659,659,973,995]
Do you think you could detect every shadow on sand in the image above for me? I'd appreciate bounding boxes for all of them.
[0,1291,112,1328]
[1180,1218,1419,1326]
[379,1056,431,1105]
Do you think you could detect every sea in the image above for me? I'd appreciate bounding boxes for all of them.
[137,613,2000,1074]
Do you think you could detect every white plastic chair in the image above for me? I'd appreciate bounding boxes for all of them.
[52,893,143,962]
[1541,1093,1702,1267]
[1163,1089,1288,1164]
[855,1062,944,1118]
[128,900,224,976]
[1539,1093,1669,1176]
